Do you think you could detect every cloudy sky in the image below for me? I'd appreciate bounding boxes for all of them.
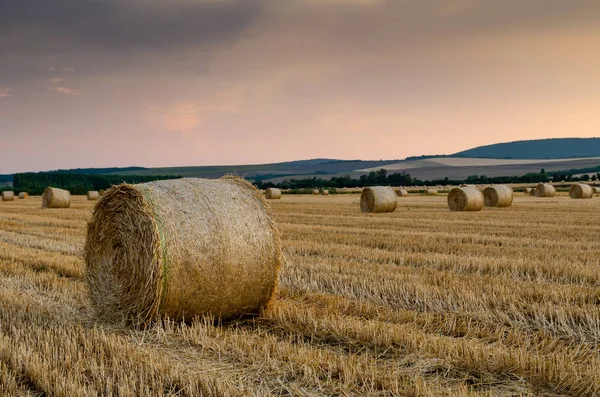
[1,0,599,173]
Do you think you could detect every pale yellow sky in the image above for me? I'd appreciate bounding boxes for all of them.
[0,0,599,173]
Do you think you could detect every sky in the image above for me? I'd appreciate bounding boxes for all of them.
[1,0,599,174]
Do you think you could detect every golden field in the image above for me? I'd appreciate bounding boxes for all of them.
[0,193,598,396]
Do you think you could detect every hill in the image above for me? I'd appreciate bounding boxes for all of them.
[453,138,600,159]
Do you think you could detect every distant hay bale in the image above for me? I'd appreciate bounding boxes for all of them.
[593,187,600,194]
[530,188,537,196]
[425,189,438,195]
[447,187,484,212]
[87,191,100,200]
[523,187,532,194]
[18,192,29,199]
[85,177,282,324]
[321,190,329,195]
[569,183,593,199]
[360,187,397,213]
[312,190,319,195]
[41,187,71,208]
[535,183,556,198]
[265,188,282,200]
[396,188,408,197]
[1,191,14,201]
[483,185,513,207]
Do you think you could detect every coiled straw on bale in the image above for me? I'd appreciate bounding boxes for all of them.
[535,183,556,197]
[42,187,70,208]
[569,183,593,199]
[360,187,397,213]
[396,189,408,197]
[18,192,28,199]
[85,177,282,324]
[1,191,14,201]
[87,191,100,200]
[265,188,282,200]
[483,185,513,207]
[447,187,484,211]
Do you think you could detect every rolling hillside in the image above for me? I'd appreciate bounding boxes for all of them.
[453,138,600,159]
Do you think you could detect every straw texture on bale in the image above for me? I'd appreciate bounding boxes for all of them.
[265,188,282,200]
[447,187,484,212]
[396,189,408,197]
[483,185,513,208]
[425,189,437,195]
[321,190,329,195]
[569,183,593,199]
[85,177,282,324]
[18,192,29,199]
[535,183,556,198]
[42,187,71,208]
[87,191,100,200]
[1,191,14,201]
[593,186,600,194]
[312,190,319,195]
[360,187,397,213]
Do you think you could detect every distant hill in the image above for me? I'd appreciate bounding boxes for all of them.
[454,138,600,159]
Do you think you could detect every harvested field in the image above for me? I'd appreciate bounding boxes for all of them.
[0,194,599,396]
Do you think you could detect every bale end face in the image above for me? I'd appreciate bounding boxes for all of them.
[1,191,15,201]
[569,183,593,199]
[360,187,397,213]
[448,187,484,211]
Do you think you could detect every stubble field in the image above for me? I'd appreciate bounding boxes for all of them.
[0,193,598,396]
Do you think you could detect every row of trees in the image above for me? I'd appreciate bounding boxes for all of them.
[12,172,182,195]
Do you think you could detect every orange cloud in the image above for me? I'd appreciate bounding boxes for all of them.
[0,87,13,98]
[48,77,82,95]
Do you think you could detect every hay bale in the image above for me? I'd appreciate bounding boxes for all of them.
[41,187,71,208]
[85,177,282,324]
[312,190,319,195]
[535,183,556,198]
[483,185,513,208]
[321,190,329,195]
[425,189,438,195]
[99,189,106,196]
[87,191,100,200]
[360,187,397,213]
[593,186,600,194]
[569,183,593,199]
[396,188,408,197]
[265,188,282,200]
[530,188,537,196]
[460,184,468,187]
[447,187,484,212]
[18,192,29,199]
[1,191,14,201]
[523,187,532,194]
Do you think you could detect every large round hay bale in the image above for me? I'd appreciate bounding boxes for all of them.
[425,189,437,195]
[535,183,556,198]
[569,183,593,199]
[18,192,29,199]
[265,188,282,200]
[85,177,282,324]
[41,187,71,208]
[447,187,484,212]
[360,187,397,213]
[1,191,15,201]
[321,190,329,195]
[396,188,408,197]
[312,189,319,195]
[483,185,513,207]
[87,191,100,200]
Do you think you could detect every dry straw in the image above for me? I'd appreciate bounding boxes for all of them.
[87,191,100,200]
[523,187,532,194]
[535,183,556,197]
[593,187,600,194]
[483,185,513,207]
[42,187,71,208]
[447,186,484,211]
[85,177,282,325]
[265,188,282,200]
[312,190,319,195]
[1,191,15,201]
[396,188,408,197]
[321,190,329,196]
[18,192,29,199]
[360,187,397,213]
[529,188,537,197]
[425,189,438,195]
[569,183,593,199]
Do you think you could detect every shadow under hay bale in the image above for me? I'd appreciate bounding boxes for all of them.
[448,187,484,212]
[42,187,71,208]
[360,187,397,213]
[265,188,282,200]
[483,185,513,208]
[85,177,282,325]
[569,183,593,199]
